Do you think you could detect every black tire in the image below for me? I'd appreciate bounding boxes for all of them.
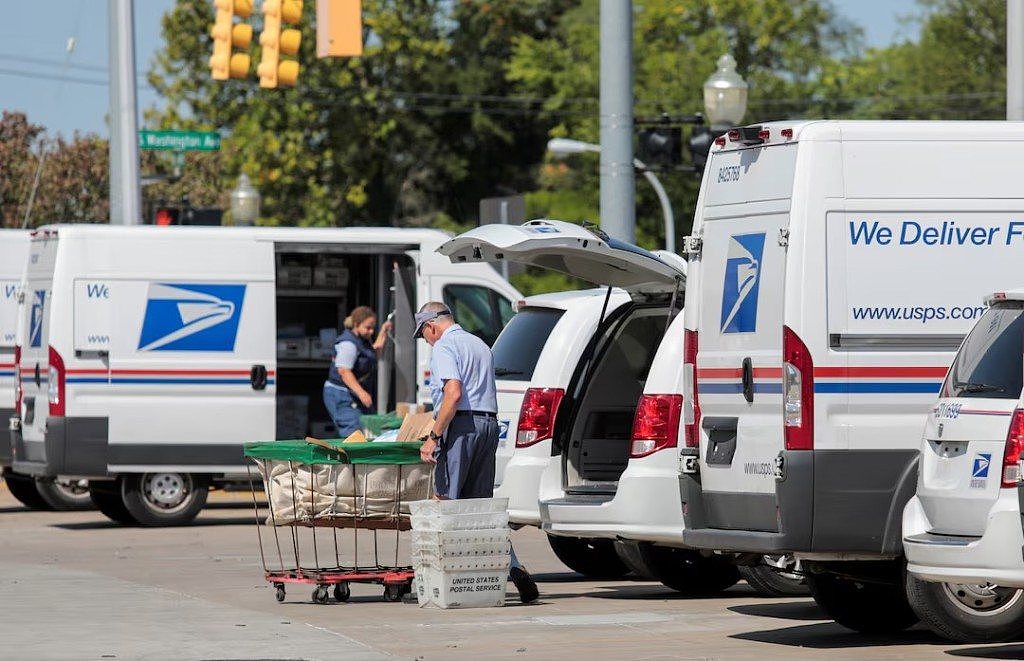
[739,560,809,597]
[35,478,94,511]
[807,569,918,634]
[88,482,137,524]
[312,586,329,604]
[275,585,286,603]
[613,540,658,579]
[333,582,351,602]
[120,473,209,526]
[905,574,1024,643]
[634,543,740,595]
[546,535,630,579]
[3,471,53,511]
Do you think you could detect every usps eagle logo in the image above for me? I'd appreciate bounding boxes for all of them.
[29,290,46,348]
[720,233,766,334]
[137,284,246,352]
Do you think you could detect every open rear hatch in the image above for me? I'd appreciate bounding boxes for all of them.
[439,219,687,493]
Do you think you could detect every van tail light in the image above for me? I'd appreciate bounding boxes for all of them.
[48,345,65,417]
[1001,409,1024,488]
[782,326,814,450]
[630,394,683,458]
[682,329,700,448]
[13,345,22,416]
[516,388,564,448]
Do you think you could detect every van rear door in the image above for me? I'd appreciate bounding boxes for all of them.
[18,232,58,449]
[695,145,794,532]
[916,301,1024,536]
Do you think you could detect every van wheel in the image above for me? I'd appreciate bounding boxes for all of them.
[739,556,809,597]
[88,481,137,524]
[35,478,94,511]
[636,543,740,595]
[120,473,209,527]
[546,535,630,579]
[3,471,53,511]
[906,574,1024,643]
[613,540,658,579]
[807,570,918,633]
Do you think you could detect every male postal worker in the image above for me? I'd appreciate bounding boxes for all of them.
[415,301,539,604]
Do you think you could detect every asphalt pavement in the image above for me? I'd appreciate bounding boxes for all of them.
[0,484,1016,660]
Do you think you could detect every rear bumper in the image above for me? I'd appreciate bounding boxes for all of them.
[681,449,919,557]
[540,454,685,546]
[493,445,549,526]
[904,492,1024,587]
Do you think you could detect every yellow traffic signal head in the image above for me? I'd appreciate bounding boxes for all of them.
[210,0,254,81]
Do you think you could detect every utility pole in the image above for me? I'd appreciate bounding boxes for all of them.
[108,0,142,225]
[1010,0,1024,120]
[599,0,635,244]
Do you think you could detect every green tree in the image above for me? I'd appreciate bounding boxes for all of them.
[820,0,1005,120]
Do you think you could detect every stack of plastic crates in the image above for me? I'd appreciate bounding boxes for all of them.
[244,439,432,604]
[409,498,511,608]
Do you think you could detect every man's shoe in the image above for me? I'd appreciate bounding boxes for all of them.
[510,566,539,604]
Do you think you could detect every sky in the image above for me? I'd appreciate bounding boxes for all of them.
[0,0,923,139]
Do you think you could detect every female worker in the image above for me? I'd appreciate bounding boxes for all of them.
[323,306,392,437]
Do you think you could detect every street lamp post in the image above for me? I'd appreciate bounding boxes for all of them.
[547,138,676,254]
[703,54,749,130]
[231,174,260,226]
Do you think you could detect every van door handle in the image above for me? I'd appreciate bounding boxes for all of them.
[741,357,754,403]
[250,364,268,391]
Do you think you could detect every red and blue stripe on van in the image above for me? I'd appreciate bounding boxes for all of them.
[697,366,947,395]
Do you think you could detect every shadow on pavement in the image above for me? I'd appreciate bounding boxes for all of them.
[946,644,1024,659]
[538,581,756,601]
[0,506,32,514]
[51,516,255,530]
[732,622,944,649]
[728,600,826,621]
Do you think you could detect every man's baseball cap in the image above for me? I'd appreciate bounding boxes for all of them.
[413,308,452,339]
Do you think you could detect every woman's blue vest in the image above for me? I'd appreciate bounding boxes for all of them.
[326,329,377,397]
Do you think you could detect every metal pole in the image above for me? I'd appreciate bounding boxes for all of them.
[599,0,635,243]
[1010,0,1024,120]
[635,159,674,254]
[108,0,142,225]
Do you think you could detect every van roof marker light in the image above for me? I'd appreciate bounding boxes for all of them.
[780,128,794,140]
[758,129,770,141]
[714,136,727,147]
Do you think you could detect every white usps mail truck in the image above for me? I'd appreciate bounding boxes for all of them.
[679,121,1024,635]
[9,224,518,525]
[0,229,29,465]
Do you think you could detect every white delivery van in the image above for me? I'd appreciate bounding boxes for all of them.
[442,220,749,588]
[679,121,1024,635]
[0,230,86,512]
[903,291,1024,642]
[10,224,518,526]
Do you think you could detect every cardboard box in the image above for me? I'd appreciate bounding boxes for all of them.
[277,264,313,288]
[396,402,426,418]
[314,266,349,289]
[396,412,435,442]
[277,337,311,360]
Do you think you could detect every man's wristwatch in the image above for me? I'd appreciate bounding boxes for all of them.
[428,431,442,441]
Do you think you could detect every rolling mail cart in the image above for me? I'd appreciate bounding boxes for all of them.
[244,438,433,603]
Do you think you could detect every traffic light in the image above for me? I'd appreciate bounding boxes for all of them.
[152,205,180,226]
[209,0,254,81]
[316,0,362,58]
[638,126,682,169]
[259,0,303,88]
[688,126,714,173]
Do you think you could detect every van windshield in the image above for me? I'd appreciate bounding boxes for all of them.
[490,307,564,382]
[943,302,1024,399]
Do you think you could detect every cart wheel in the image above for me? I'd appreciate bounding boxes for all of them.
[312,586,329,604]
[274,584,286,603]
[333,582,351,602]
[383,584,403,602]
